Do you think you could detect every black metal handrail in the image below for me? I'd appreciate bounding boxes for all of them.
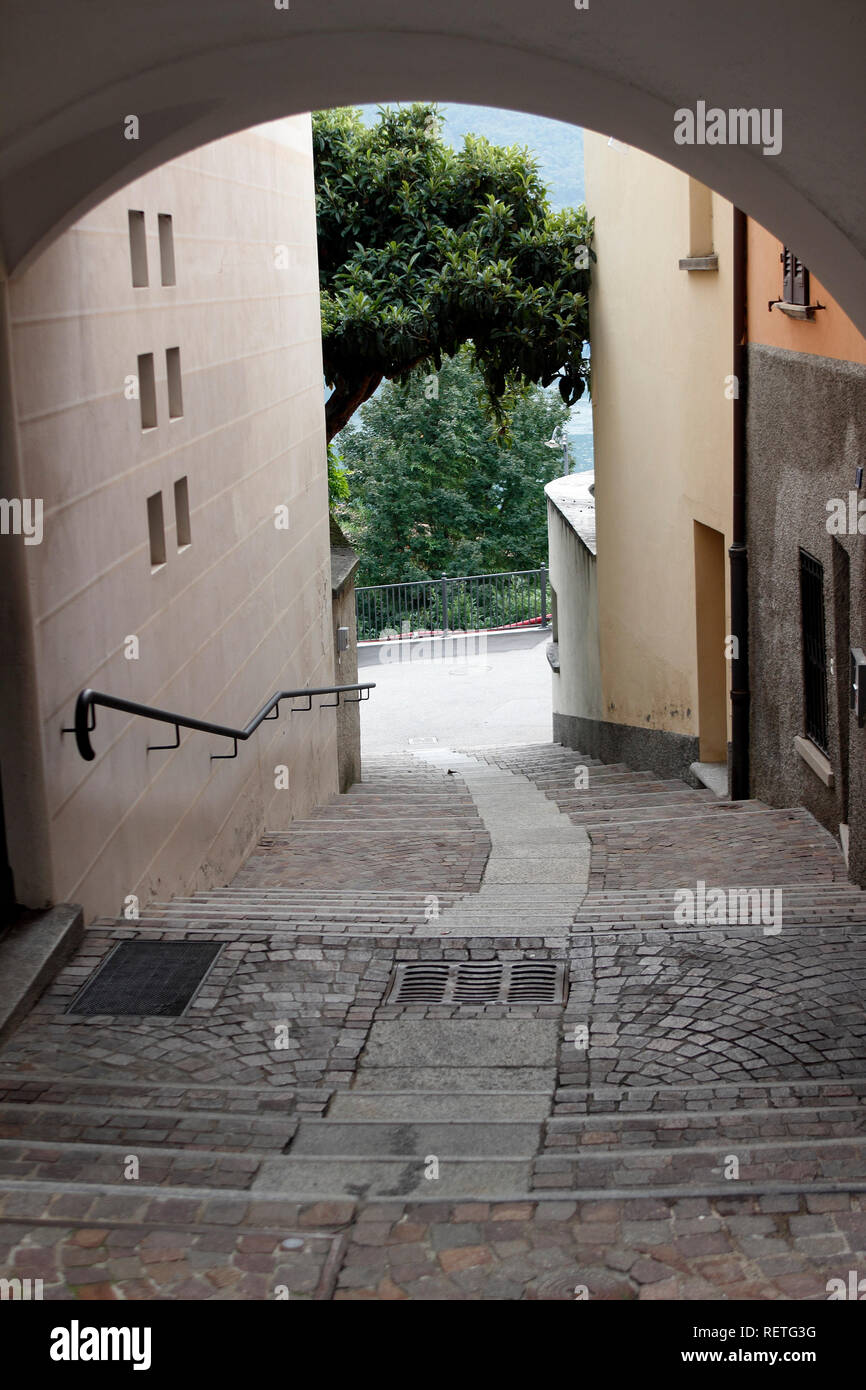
[63,683,376,763]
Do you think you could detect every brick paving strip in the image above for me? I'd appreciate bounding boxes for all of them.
[1,744,866,1299]
[4,1188,865,1301]
[331,1195,866,1301]
[0,1189,352,1300]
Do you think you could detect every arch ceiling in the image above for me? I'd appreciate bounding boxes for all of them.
[2,1,865,330]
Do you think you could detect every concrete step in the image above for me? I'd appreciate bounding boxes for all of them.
[288,1119,541,1158]
[328,1090,552,1122]
[482,861,586,884]
[253,1155,533,1199]
[353,1067,553,1092]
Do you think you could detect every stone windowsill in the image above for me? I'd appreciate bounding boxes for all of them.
[770,300,816,321]
[678,254,719,271]
[793,734,834,789]
[546,641,560,673]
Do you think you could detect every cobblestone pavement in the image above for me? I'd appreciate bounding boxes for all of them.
[1,744,865,1300]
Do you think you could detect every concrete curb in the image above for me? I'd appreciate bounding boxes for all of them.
[0,903,84,1043]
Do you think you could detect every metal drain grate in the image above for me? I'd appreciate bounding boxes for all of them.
[68,941,222,1016]
[384,960,567,1005]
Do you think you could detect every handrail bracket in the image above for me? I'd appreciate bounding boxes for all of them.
[149,723,181,754]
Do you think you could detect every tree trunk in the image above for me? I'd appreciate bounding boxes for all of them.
[325,373,383,443]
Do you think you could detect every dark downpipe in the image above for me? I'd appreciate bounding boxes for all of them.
[729,208,750,800]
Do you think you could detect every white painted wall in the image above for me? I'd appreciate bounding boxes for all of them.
[546,474,602,726]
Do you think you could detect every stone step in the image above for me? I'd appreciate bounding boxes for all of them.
[288,1119,542,1158]
[150,908,456,921]
[428,911,576,922]
[577,886,865,899]
[567,801,760,826]
[482,861,586,884]
[161,890,579,908]
[0,1138,270,1189]
[0,1100,289,1150]
[148,906,578,922]
[570,916,866,930]
[253,1155,533,1199]
[554,783,715,803]
[0,1071,310,1106]
[342,789,477,799]
[551,1077,866,1112]
[563,800,728,824]
[328,1090,552,1122]
[543,1102,866,1149]
[163,890,464,901]
[573,900,865,913]
[353,1066,552,1092]
[532,1136,866,1193]
[451,888,581,900]
[534,770,663,786]
[573,906,866,919]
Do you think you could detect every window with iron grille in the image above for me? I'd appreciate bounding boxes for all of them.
[799,549,829,752]
[782,247,810,306]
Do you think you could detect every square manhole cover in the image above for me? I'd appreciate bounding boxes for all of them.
[67,941,223,1016]
[384,960,567,1005]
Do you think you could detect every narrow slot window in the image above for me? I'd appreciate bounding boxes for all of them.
[799,548,829,752]
[174,476,191,550]
[166,346,183,419]
[147,492,166,571]
[158,213,176,286]
[128,210,148,287]
[137,352,157,430]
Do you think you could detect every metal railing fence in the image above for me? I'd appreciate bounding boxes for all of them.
[356,567,549,642]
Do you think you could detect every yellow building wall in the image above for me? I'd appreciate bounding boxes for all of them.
[584,132,733,754]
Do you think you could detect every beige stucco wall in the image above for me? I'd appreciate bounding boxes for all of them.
[0,116,337,921]
[584,132,733,752]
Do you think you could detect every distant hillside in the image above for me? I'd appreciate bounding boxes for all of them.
[358,103,585,213]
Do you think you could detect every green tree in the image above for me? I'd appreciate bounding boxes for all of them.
[314,103,593,441]
[337,347,572,585]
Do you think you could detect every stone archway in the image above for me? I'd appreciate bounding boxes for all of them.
[1,1,865,331]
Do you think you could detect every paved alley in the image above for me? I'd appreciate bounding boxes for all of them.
[1,743,865,1300]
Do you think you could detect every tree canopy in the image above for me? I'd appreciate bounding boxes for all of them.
[314,103,594,441]
[333,347,572,585]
